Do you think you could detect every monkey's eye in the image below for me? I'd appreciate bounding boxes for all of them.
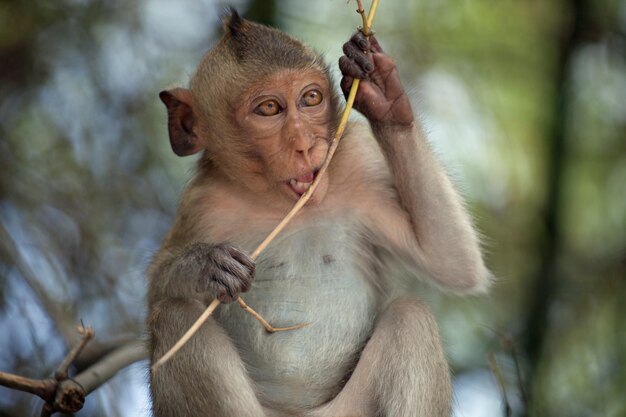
[254,100,282,116]
[302,89,323,107]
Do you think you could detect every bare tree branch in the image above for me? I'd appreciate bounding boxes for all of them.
[74,334,142,370]
[55,326,94,380]
[0,371,56,402]
[75,339,147,394]
[0,324,147,415]
[0,221,141,373]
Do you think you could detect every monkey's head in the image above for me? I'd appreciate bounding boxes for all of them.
[160,9,340,205]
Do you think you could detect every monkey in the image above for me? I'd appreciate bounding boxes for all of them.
[147,9,490,417]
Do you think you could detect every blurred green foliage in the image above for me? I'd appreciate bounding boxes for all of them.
[0,0,624,416]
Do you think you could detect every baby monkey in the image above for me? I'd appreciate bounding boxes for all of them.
[148,9,490,417]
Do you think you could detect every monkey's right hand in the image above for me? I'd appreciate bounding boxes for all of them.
[184,243,255,304]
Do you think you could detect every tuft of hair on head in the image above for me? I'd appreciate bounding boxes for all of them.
[217,7,324,74]
[222,7,246,37]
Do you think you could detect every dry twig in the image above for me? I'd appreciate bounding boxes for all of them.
[0,326,148,416]
[0,326,93,416]
[500,333,528,407]
[488,351,513,417]
[151,0,381,373]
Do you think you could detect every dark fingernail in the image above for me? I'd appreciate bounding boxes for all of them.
[365,62,374,71]
[358,39,368,49]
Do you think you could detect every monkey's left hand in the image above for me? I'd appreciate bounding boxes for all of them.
[339,32,414,128]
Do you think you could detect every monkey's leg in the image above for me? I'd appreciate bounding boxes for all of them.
[312,298,451,417]
[149,298,265,417]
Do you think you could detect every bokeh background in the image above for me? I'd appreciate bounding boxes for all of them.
[1,0,624,416]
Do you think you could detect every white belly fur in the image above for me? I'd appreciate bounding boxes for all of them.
[214,220,377,409]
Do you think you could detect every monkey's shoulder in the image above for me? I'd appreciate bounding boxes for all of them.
[329,121,397,200]
[332,121,389,180]
[327,121,410,225]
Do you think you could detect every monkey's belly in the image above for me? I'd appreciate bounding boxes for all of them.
[214,256,376,409]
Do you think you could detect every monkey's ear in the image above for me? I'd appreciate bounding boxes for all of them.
[159,88,203,157]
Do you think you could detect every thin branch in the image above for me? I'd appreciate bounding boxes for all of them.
[356,0,368,33]
[74,334,141,370]
[501,334,528,407]
[74,340,147,393]
[236,297,308,333]
[0,327,92,414]
[365,0,380,33]
[0,372,56,401]
[150,298,220,372]
[488,352,512,417]
[151,0,381,372]
[1,325,147,415]
[355,0,380,36]
[55,325,94,380]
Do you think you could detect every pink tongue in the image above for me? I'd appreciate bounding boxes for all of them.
[295,172,314,183]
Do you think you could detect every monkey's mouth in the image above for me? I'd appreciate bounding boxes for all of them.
[286,170,319,198]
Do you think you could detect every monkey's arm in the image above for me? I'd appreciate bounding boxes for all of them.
[147,240,254,309]
[340,33,490,292]
[373,123,491,292]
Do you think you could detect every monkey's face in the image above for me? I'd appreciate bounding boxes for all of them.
[235,69,333,204]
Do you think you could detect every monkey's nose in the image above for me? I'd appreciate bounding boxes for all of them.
[295,143,315,156]
[296,146,315,166]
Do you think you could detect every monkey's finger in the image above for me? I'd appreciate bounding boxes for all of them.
[208,278,236,303]
[351,30,382,55]
[216,287,236,304]
[371,50,396,73]
[343,41,373,74]
[212,266,253,301]
[343,41,367,61]
[340,76,354,99]
[226,246,256,275]
[339,56,365,80]
[351,30,370,51]
[369,35,384,54]
[371,53,405,99]
[220,257,254,289]
[218,254,254,293]
[231,268,253,293]
[355,54,374,74]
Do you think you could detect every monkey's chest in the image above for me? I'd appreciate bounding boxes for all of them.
[214,225,377,409]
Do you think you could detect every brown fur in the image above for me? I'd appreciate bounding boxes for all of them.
[148,10,490,417]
